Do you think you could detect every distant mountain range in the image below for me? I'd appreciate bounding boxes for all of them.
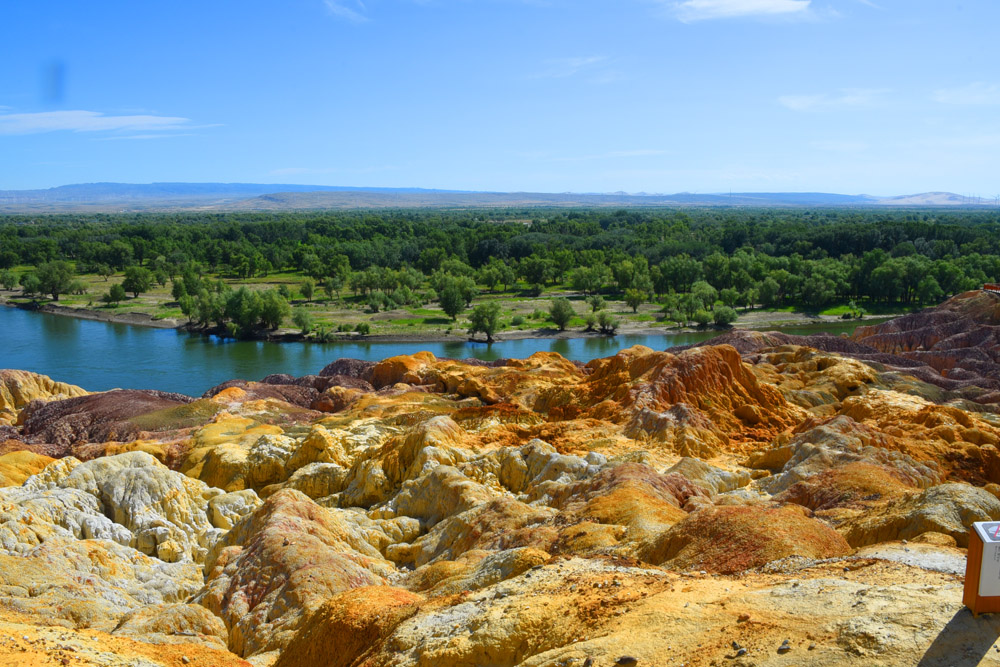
[0,182,996,213]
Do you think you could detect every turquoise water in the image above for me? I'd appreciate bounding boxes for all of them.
[0,306,880,396]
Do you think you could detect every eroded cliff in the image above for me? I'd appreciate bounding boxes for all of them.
[3,296,1000,666]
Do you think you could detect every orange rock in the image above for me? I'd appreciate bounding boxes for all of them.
[274,586,422,667]
[641,504,851,573]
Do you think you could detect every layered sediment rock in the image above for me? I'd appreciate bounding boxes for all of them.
[2,304,1000,665]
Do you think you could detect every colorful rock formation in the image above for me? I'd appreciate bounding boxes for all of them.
[2,294,1000,665]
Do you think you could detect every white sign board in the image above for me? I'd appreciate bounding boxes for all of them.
[975,522,1000,597]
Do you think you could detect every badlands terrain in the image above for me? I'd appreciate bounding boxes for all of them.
[2,291,1000,666]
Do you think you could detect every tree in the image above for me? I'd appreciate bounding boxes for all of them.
[323,276,342,302]
[19,272,41,297]
[171,280,187,302]
[586,295,605,312]
[916,275,944,305]
[477,265,501,292]
[0,250,18,270]
[468,302,503,343]
[520,255,554,287]
[570,265,611,295]
[439,282,465,320]
[122,266,153,298]
[259,290,290,329]
[224,286,264,336]
[0,270,18,291]
[713,305,738,326]
[739,287,758,311]
[368,290,389,313]
[757,277,781,308]
[679,293,701,321]
[719,288,739,308]
[549,298,575,331]
[693,309,712,326]
[624,288,645,313]
[496,263,516,292]
[292,308,315,334]
[94,263,114,281]
[691,281,718,311]
[702,252,730,289]
[109,240,134,270]
[36,260,74,301]
[660,255,702,293]
[104,283,127,306]
[300,278,315,302]
[178,294,196,317]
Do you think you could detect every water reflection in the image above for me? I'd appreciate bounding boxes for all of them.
[1,306,887,396]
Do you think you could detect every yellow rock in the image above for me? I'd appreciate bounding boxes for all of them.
[182,415,284,490]
[0,369,86,425]
[0,450,53,487]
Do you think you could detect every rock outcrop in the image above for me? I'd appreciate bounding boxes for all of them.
[3,317,1000,665]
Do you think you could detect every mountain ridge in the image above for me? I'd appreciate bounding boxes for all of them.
[0,182,994,212]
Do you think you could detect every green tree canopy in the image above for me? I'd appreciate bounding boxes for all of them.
[36,260,75,301]
[548,298,575,331]
[439,282,465,321]
[468,301,503,343]
[122,266,153,298]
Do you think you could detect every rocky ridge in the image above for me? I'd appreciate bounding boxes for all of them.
[2,293,1000,665]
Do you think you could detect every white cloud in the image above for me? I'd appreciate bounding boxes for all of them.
[532,56,609,79]
[778,88,887,111]
[933,82,1000,106]
[672,0,810,22]
[0,110,193,135]
[324,0,368,22]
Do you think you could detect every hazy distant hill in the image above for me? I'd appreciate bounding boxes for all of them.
[0,182,993,213]
[223,190,883,210]
[0,182,460,212]
[875,192,989,206]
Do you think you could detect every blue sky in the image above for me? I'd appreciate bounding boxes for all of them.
[3,0,999,195]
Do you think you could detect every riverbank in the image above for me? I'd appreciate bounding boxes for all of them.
[2,299,185,329]
[0,303,892,396]
[2,295,899,344]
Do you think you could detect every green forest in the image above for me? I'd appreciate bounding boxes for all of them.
[1,207,998,338]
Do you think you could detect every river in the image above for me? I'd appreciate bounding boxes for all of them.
[0,306,882,396]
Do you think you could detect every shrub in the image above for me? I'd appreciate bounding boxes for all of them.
[597,311,618,335]
[315,325,335,343]
[713,305,738,326]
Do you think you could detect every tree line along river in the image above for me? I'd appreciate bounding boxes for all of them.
[0,306,881,397]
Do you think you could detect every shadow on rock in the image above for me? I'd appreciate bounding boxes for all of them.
[916,608,1000,667]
